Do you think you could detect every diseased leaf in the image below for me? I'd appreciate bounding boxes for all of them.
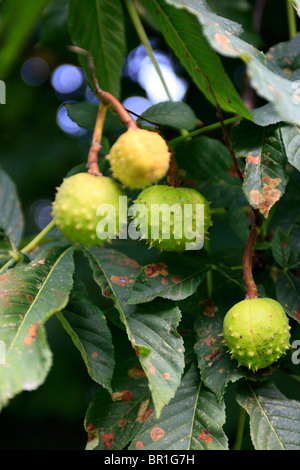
[84,246,185,417]
[128,251,210,304]
[236,380,300,450]
[194,285,244,401]
[58,278,115,393]
[164,0,300,126]
[143,0,252,119]
[0,245,75,410]
[0,167,24,250]
[129,364,228,450]
[68,0,126,98]
[84,351,152,450]
[231,121,287,218]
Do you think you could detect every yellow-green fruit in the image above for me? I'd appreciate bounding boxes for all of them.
[223,298,291,372]
[132,185,212,252]
[52,172,125,245]
[107,128,171,189]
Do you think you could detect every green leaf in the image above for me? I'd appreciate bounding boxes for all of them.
[0,245,75,410]
[174,136,246,208]
[271,227,291,268]
[280,123,300,172]
[164,0,300,127]
[129,364,228,450]
[68,0,126,98]
[194,285,244,401]
[65,101,123,134]
[266,33,300,82]
[128,251,210,304]
[139,101,198,130]
[0,0,51,78]
[58,278,115,393]
[84,351,152,450]
[276,271,300,323]
[236,380,300,450]
[84,246,185,417]
[65,102,98,129]
[231,121,287,218]
[142,0,252,119]
[0,167,24,250]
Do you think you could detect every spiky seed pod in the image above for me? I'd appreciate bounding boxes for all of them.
[223,298,291,372]
[132,185,212,252]
[107,128,171,189]
[52,172,125,245]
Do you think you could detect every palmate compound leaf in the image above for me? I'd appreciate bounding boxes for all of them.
[57,278,115,393]
[85,361,228,450]
[236,380,300,450]
[129,364,228,450]
[84,246,185,417]
[0,244,75,410]
[164,0,300,127]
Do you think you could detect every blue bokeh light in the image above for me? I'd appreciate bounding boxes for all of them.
[21,57,49,86]
[51,64,84,94]
[56,102,87,136]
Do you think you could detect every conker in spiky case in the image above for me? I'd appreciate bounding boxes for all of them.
[223,298,291,372]
[132,185,212,252]
[107,128,171,189]
[52,172,125,245]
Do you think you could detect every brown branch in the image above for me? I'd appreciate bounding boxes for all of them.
[87,101,109,176]
[166,153,179,187]
[68,46,138,130]
[243,225,258,299]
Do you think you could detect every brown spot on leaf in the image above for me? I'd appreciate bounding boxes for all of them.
[127,367,146,378]
[123,257,140,269]
[250,177,281,217]
[247,154,260,164]
[26,294,33,303]
[163,373,170,380]
[137,399,153,423]
[171,275,181,283]
[144,262,168,277]
[205,336,215,347]
[101,432,114,450]
[91,352,98,359]
[136,441,143,449]
[149,366,155,375]
[214,33,233,52]
[112,390,133,402]
[161,277,169,286]
[118,419,127,427]
[150,427,165,442]
[204,300,215,317]
[293,310,300,322]
[24,320,41,345]
[110,275,134,286]
[198,430,212,443]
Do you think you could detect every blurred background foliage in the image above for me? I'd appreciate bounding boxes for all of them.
[0,0,299,450]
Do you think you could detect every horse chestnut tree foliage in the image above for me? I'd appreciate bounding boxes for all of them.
[1,0,300,451]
